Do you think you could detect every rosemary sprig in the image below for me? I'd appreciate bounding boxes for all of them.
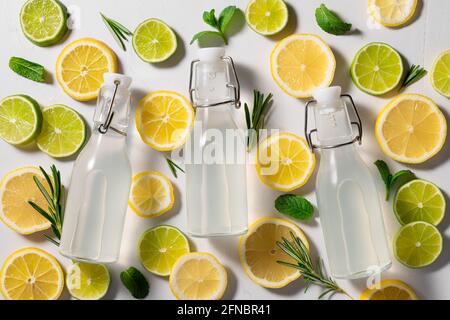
[28,165,65,246]
[401,64,427,89]
[100,13,132,51]
[277,232,352,299]
[244,90,273,151]
[166,157,184,178]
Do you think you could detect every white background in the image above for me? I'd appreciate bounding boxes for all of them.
[0,0,449,300]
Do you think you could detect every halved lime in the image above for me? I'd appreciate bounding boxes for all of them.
[66,262,110,300]
[0,95,42,145]
[132,18,177,63]
[20,0,68,47]
[138,225,190,276]
[430,50,450,98]
[351,42,403,95]
[394,221,442,268]
[36,104,86,158]
[245,0,288,35]
[394,179,445,226]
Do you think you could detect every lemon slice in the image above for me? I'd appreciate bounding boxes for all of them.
[56,38,118,101]
[66,262,110,300]
[430,50,450,98]
[239,217,308,288]
[136,90,194,151]
[360,279,418,300]
[394,221,442,268]
[138,225,190,276]
[129,171,174,218]
[270,33,336,98]
[256,132,315,192]
[245,0,289,35]
[375,93,447,164]
[368,0,418,27]
[0,167,51,234]
[169,252,227,300]
[0,247,64,300]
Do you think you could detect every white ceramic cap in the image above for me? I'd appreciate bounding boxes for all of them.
[198,47,225,61]
[313,86,341,105]
[103,73,132,89]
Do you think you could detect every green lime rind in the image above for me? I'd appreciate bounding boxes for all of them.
[394,221,443,268]
[36,104,86,158]
[394,179,446,226]
[20,0,68,47]
[0,95,42,145]
[132,18,177,63]
[350,42,403,96]
[245,0,289,36]
[66,262,110,300]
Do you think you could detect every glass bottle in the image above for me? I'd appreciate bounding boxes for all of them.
[60,73,132,263]
[305,86,391,279]
[185,47,248,237]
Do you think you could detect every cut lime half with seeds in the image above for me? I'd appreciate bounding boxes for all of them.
[394,179,445,226]
[350,42,403,95]
[430,50,450,98]
[66,262,110,300]
[132,18,177,63]
[394,221,442,268]
[20,0,68,47]
[37,104,86,158]
[0,95,42,145]
[245,0,289,35]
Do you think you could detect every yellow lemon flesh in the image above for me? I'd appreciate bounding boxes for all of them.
[56,38,118,101]
[368,0,418,27]
[239,217,309,288]
[0,167,51,234]
[170,252,227,300]
[360,279,418,300]
[129,171,174,218]
[270,34,336,98]
[375,93,447,164]
[0,247,64,300]
[136,91,194,151]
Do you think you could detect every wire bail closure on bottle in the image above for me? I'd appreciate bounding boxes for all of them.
[98,80,126,136]
[189,56,241,109]
[304,94,363,150]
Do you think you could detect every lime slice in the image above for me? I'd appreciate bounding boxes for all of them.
[394,221,442,268]
[138,225,190,276]
[20,0,68,47]
[132,18,177,63]
[245,0,288,35]
[66,262,110,300]
[430,50,450,98]
[0,95,42,145]
[351,42,403,95]
[394,179,446,226]
[36,104,86,158]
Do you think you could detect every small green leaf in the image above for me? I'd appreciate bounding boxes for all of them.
[391,170,414,189]
[190,30,227,45]
[9,57,46,82]
[315,4,351,36]
[203,9,218,28]
[275,194,314,221]
[374,160,392,200]
[120,267,149,299]
[218,5,237,33]
[401,65,427,89]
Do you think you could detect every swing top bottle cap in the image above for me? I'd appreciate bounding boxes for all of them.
[103,73,132,90]
[198,47,225,61]
[313,86,341,105]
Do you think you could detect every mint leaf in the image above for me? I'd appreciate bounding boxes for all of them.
[315,4,351,36]
[275,194,314,220]
[203,9,218,28]
[120,267,149,299]
[391,170,414,189]
[374,160,415,201]
[218,6,237,33]
[190,30,227,45]
[9,57,46,82]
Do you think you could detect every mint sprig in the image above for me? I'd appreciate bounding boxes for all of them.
[9,57,46,83]
[374,160,414,201]
[191,6,238,45]
[315,4,351,36]
[275,194,314,221]
[120,267,149,299]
